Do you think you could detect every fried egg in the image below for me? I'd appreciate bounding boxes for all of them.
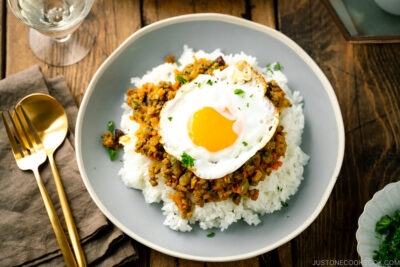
[159,61,279,179]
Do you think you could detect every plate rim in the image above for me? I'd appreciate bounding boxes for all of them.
[75,13,345,262]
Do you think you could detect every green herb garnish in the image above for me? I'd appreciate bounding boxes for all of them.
[274,62,283,71]
[266,63,273,73]
[106,147,118,161]
[281,201,288,207]
[277,186,283,192]
[373,210,400,266]
[107,121,115,132]
[181,152,195,168]
[250,94,254,98]
[234,89,245,95]
[198,82,201,88]
[207,80,213,86]
[242,141,248,146]
[207,232,215,238]
[134,105,140,110]
[263,152,269,158]
[246,103,249,108]
[176,75,187,84]
[168,117,173,121]
[376,215,392,234]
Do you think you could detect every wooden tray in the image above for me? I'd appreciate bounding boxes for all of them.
[322,0,400,43]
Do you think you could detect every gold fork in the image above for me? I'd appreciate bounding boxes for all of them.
[2,106,77,267]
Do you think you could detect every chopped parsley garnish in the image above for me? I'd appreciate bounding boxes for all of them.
[198,82,201,88]
[176,75,187,84]
[281,201,288,207]
[277,186,283,192]
[274,62,283,71]
[250,94,254,98]
[107,121,115,132]
[242,141,248,146]
[181,152,195,168]
[234,89,245,95]
[168,117,173,121]
[134,105,140,110]
[376,215,393,234]
[207,80,213,86]
[237,107,241,110]
[266,63,273,73]
[106,147,118,161]
[246,103,249,108]
[263,152,269,158]
[373,210,400,265]
[207,232,215,238]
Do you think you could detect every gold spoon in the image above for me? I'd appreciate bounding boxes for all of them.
[16,93,87,267]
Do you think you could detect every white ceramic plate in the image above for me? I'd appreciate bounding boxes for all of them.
[76,14,345,261]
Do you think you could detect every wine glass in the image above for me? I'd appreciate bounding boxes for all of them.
[8,0,95,66]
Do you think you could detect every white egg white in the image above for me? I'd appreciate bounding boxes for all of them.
[159,61,279,179]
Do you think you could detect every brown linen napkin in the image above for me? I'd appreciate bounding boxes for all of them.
[0,66,137,266]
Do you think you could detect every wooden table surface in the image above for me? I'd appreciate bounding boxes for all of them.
[3,0,400,266]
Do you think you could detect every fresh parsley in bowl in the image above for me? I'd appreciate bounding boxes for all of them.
[374,210,400,266]
[357,182,400,267]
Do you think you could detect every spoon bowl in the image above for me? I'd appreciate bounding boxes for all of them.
[17,93,68,153]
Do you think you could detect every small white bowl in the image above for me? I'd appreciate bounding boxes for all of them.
[356,181,400,266]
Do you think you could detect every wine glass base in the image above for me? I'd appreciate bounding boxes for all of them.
[28,20,94,67]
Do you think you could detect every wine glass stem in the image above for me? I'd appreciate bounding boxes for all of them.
[54,34,72,43]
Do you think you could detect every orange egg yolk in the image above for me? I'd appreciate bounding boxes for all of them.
[187,107,238,152]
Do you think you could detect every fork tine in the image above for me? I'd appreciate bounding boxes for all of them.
[2,112,22,160]
[13,108,34,151]
[8,110,30,157]
[7,110,28,151]
[17,105,44,149]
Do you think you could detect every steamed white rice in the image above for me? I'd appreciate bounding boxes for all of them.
[119,46,309,232]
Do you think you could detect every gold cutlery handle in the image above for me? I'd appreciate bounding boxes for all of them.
[48,153,87,267]
[32,168,77,267]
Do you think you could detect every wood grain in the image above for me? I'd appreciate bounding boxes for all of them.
[207,258,259,267]
[250,0,276,28]
[142,0,246,25]
[276,0,400,266]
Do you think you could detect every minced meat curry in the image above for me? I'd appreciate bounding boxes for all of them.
[124,56,291,219]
